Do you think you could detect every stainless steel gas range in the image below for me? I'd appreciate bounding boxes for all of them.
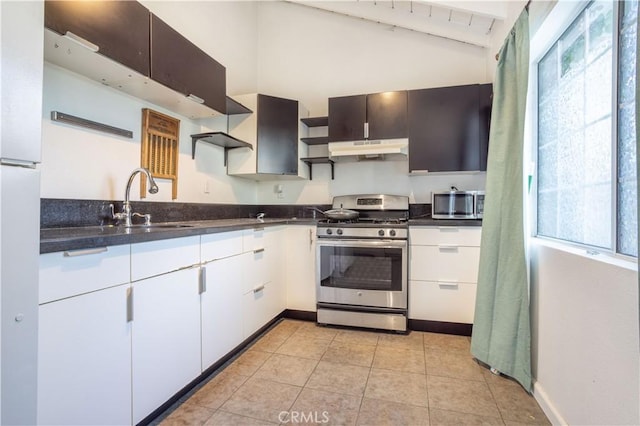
[316,194,409,332]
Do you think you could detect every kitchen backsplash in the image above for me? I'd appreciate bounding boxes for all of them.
[40,198,431,228]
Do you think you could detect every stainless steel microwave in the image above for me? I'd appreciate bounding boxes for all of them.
[432,191,484,219]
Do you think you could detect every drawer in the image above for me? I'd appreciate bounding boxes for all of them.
[409,280,477,323]
[131,236,200,281]
[242,249,268,294]
[242,280,277,338]
[409,226,481,247]
[39,245,130,304]
[201,230,243,262]
[243,227,267,252]
[409,245,480,283]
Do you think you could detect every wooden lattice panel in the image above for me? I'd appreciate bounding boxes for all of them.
[140,108,180,199]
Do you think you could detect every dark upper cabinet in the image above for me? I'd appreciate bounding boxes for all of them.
[408,84,491,173]
[328,91,407,142]
[44,1,150,77]
[257,94,299,175]
[328,95,367,142]
[150,15,226,114]
[366,91,408,140]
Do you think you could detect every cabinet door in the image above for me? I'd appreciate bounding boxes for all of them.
[479,83,493,171]
[328,95,367,142]
[408,85,481,172]
[150,14,226,114]
[38,284,132,426]
[256,94,299,175]
[285,226,317,312]
[201,256,244,370]
[132,267,201,424]
[367,91,408,140]
[44,0,150,76]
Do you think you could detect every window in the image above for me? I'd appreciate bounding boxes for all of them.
[536,0,637,257]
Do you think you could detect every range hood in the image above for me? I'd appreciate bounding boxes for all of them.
[328,138,409,161]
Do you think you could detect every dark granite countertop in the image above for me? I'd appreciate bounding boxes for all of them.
[408,218,483,227]
[40,218,319,254]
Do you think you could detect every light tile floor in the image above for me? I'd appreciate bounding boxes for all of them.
[157,319,550,426]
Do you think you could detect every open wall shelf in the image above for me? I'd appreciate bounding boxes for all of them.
[191,132,252,166]
[301,157,334,180]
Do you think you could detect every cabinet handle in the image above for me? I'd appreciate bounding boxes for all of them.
[253,285,265,293]
[364,122,369,139]
[438,245,459,252]
[199,267,207,294]
[126,287,133,322]
[186,94,205,104]
[63,31,99,52]
[254,227,265,232]
[63,247,108,257]
[253,248,265,254]
[438,226,459,232]
[438,281,459,289]
[309,229,313,248]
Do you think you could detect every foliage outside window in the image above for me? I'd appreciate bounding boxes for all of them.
[537,0,637,258]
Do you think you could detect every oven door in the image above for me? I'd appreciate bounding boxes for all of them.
[316,239,407,309]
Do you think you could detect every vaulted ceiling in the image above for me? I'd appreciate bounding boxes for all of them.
[286,0,508,48]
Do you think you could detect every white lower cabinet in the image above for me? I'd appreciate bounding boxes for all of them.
[409,226,481,323]
[38,245,132,426]
[132,266,202,424]
[201,254,245,370]
[36,225,303,425]
[131,236,201,424]
[37,283,132,426]
[285,225,316,312]
[241,226,286,338]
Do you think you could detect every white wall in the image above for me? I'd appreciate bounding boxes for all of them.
[256,1,490,116]
[140,0,259,96]
[41,64,257,203]
[530,241,639,425]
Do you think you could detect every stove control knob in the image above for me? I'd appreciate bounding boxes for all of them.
[337,229,343,235]
[326,229,333,235]
[378,229,385,237]
[390,230,397,237]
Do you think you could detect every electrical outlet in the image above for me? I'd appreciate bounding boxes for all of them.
[204,179,210,194]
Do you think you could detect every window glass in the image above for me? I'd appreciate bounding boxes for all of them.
[537,0,614,249]
[617,0,638,256]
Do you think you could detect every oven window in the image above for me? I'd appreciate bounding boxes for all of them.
[319,246,403,291]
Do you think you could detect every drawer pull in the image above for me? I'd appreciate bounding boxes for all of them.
[438,227,459,232]
[254,227,265,232]
[63,247,108,257]
[438,245,459,252]
[438,281,459,288]
[253,248,265,254]
[199,267,207,294]
[126,287,133,322]
[253,285,265,293]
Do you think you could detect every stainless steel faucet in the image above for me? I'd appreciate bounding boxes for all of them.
[111,167,158,227]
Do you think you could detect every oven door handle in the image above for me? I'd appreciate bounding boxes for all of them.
[316,239,407,249]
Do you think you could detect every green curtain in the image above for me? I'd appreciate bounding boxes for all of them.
[470,9,532,392]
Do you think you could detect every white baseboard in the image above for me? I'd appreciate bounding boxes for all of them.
[533,380,568,425]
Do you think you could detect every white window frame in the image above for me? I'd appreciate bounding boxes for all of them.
[527,0,637,265]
